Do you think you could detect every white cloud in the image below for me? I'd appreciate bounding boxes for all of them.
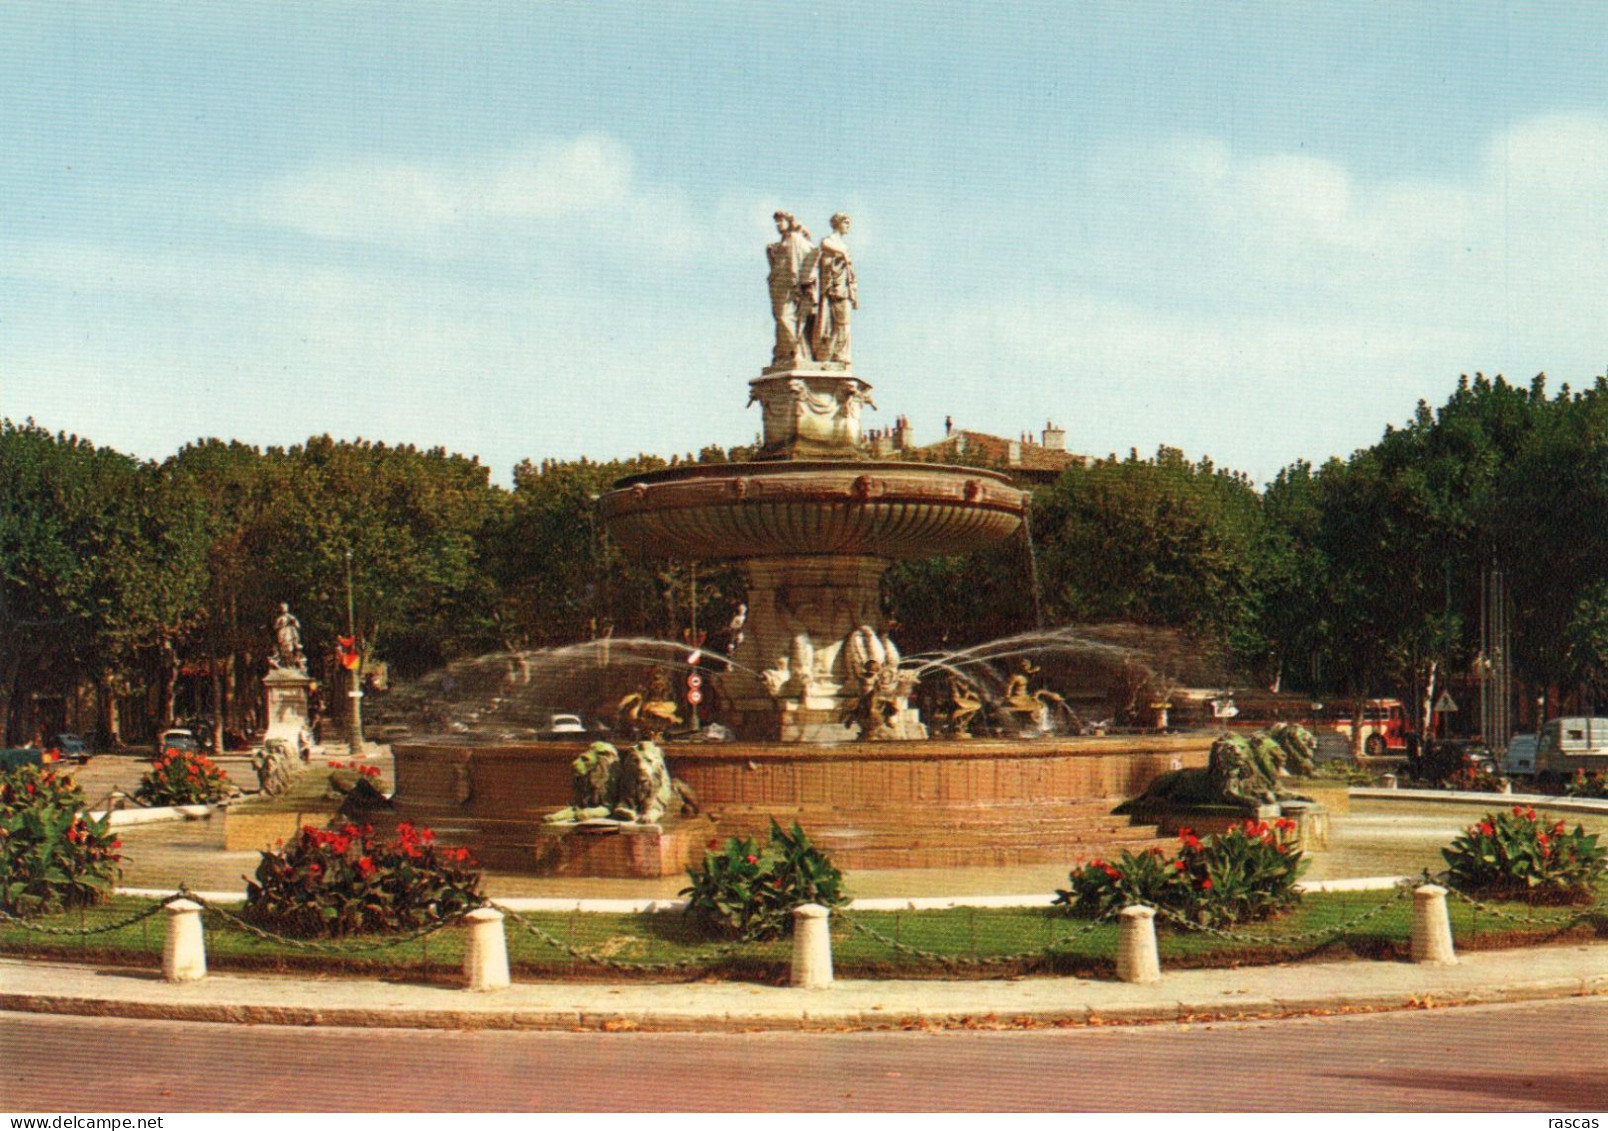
[15,117,1608,488]
[249,133,721,263]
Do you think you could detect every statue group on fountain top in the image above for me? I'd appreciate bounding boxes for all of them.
[768,211,857,369]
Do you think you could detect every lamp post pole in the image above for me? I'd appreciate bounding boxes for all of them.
[345,548,364,755]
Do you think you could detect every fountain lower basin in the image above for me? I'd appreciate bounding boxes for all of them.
[391,734,1214,874]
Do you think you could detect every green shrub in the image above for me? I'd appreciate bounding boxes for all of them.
[1307,760,1375,786]
[1564,770,1608,800]
[1441,806,1605,902]
[0,765,121,916]
[244,820,482,937]
[136,749,231,806]
[1050,844,1181,921]
[1056,818,1308,928]
[682,821,847,940]
[1440,766,1510,793]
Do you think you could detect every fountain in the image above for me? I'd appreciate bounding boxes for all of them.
[389,211,1216,873]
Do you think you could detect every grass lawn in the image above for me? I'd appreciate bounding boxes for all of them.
[3,886,1602,984]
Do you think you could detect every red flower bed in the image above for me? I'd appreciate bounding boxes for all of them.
[244,820,481,937]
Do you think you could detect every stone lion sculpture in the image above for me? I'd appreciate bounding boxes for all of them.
[1115,723,1318,815]
[543,740,698,825]
[614,740,674,823]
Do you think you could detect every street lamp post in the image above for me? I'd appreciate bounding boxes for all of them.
[345,548,364,756]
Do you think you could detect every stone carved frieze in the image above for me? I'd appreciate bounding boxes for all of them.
[748,372,874,457]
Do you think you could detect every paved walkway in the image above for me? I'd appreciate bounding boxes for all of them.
[3,941,1603,1033]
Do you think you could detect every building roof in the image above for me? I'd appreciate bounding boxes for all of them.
[911,429,1085,482]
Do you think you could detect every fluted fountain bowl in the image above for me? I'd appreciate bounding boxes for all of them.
[600,460,1028,560]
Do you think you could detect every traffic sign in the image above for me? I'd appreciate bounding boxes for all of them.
[686,689,703,706]
[1434,690,1459,713]
[687,673,703,689]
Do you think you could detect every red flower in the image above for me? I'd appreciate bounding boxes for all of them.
[1174,860,1186,871]
[745,854,759,865]
[707,839,719,850]
[1200,878,1213,890]
[1477,822,1494,836]
[356,855,376,878]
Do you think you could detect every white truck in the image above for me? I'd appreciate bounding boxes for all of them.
[1527,717,1608,782]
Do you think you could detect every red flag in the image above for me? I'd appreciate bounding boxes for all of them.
[337,636,360,671]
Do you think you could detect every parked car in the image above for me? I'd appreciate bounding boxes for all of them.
[1503,733,1539,777]
[53,733,92,764]
[1408,736,1495,783]
[155,728,202,759]
[0,746,46,771]
[535,713,609,741]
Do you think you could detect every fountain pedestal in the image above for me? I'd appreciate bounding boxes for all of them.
[748,366,874,461]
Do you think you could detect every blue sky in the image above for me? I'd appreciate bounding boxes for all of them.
[6,2,1608,484]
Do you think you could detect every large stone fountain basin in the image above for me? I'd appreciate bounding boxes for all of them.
[391,734,1214,873]
[600,460,1027,560]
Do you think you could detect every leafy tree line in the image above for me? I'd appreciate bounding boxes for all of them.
[1,371,1604,744]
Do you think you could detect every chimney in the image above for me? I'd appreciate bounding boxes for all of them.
[1007,439,1022,466]
[1041,420,1066,451]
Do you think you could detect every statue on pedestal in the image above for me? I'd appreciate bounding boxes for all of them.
[271,602,306,673]
[764,209,856,368]
[766,212,816,367]
[812,213,856,365]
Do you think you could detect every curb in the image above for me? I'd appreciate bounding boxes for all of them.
[1,974,1602,1033]
[1352,788,1608,816]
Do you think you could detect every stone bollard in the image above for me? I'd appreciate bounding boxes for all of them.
[1116,905,1161,984]
[463,907,511,991]
[790,903,833,989]
[1410,884,1457,965]
[1381,773,1398,790]
[162,898,207,983]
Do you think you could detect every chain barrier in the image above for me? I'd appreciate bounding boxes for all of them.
[1,888,477,953]
[839,907,1119,968]
[1434,872,1607,929]
[0,896,177,936]
[1144,882,1411,944]
[492,901,756,973]
[183,889,479,953]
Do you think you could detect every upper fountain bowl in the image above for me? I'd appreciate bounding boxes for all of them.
[600,459,1028,561]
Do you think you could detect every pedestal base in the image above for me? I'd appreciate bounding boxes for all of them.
[1147,801,1329,851]
[532,817,717,877]
[749,367,873,461]
[262,668,312,751]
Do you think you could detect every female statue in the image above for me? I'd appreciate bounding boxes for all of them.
[811,213,857,365]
